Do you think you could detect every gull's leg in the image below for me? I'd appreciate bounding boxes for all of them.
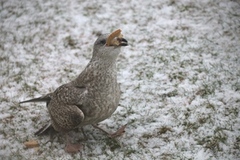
[92,124,127,138]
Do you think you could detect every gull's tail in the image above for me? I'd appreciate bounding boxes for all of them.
[19,93,52,104]
[35,122,55,136]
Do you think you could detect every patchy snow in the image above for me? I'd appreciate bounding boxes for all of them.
[0,0,240,159]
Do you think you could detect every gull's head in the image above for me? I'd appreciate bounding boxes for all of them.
[92,29,128,61]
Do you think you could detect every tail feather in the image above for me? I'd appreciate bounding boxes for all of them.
[20,93,52,104]
[20,94,56,136]
[35,122,55,136]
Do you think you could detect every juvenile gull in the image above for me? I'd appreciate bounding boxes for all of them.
[20,29,128,153]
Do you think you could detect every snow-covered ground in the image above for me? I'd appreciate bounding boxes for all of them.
[0,0,239,159]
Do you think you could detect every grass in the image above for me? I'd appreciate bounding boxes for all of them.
[1,0,240,159]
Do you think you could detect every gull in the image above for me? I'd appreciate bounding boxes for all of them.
[20,29,128,153]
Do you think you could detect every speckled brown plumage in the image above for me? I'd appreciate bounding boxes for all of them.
[20,29,128,153]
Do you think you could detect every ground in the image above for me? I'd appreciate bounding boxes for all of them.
[0,0,240,159]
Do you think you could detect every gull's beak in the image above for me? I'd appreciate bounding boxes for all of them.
[106,29,128,47]
[117,37,128,46]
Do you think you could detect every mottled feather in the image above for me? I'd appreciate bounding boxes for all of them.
[20,30,128,136]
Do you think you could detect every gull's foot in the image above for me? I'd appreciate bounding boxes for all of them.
[92,124,127,138]
[109,124,127,138]
[64,143,82,154]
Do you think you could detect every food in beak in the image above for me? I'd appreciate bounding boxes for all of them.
[106,29,127,46]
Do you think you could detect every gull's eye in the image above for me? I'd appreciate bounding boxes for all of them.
[99,39,106,45]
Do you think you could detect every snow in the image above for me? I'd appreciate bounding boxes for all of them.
[0,0,240,159]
